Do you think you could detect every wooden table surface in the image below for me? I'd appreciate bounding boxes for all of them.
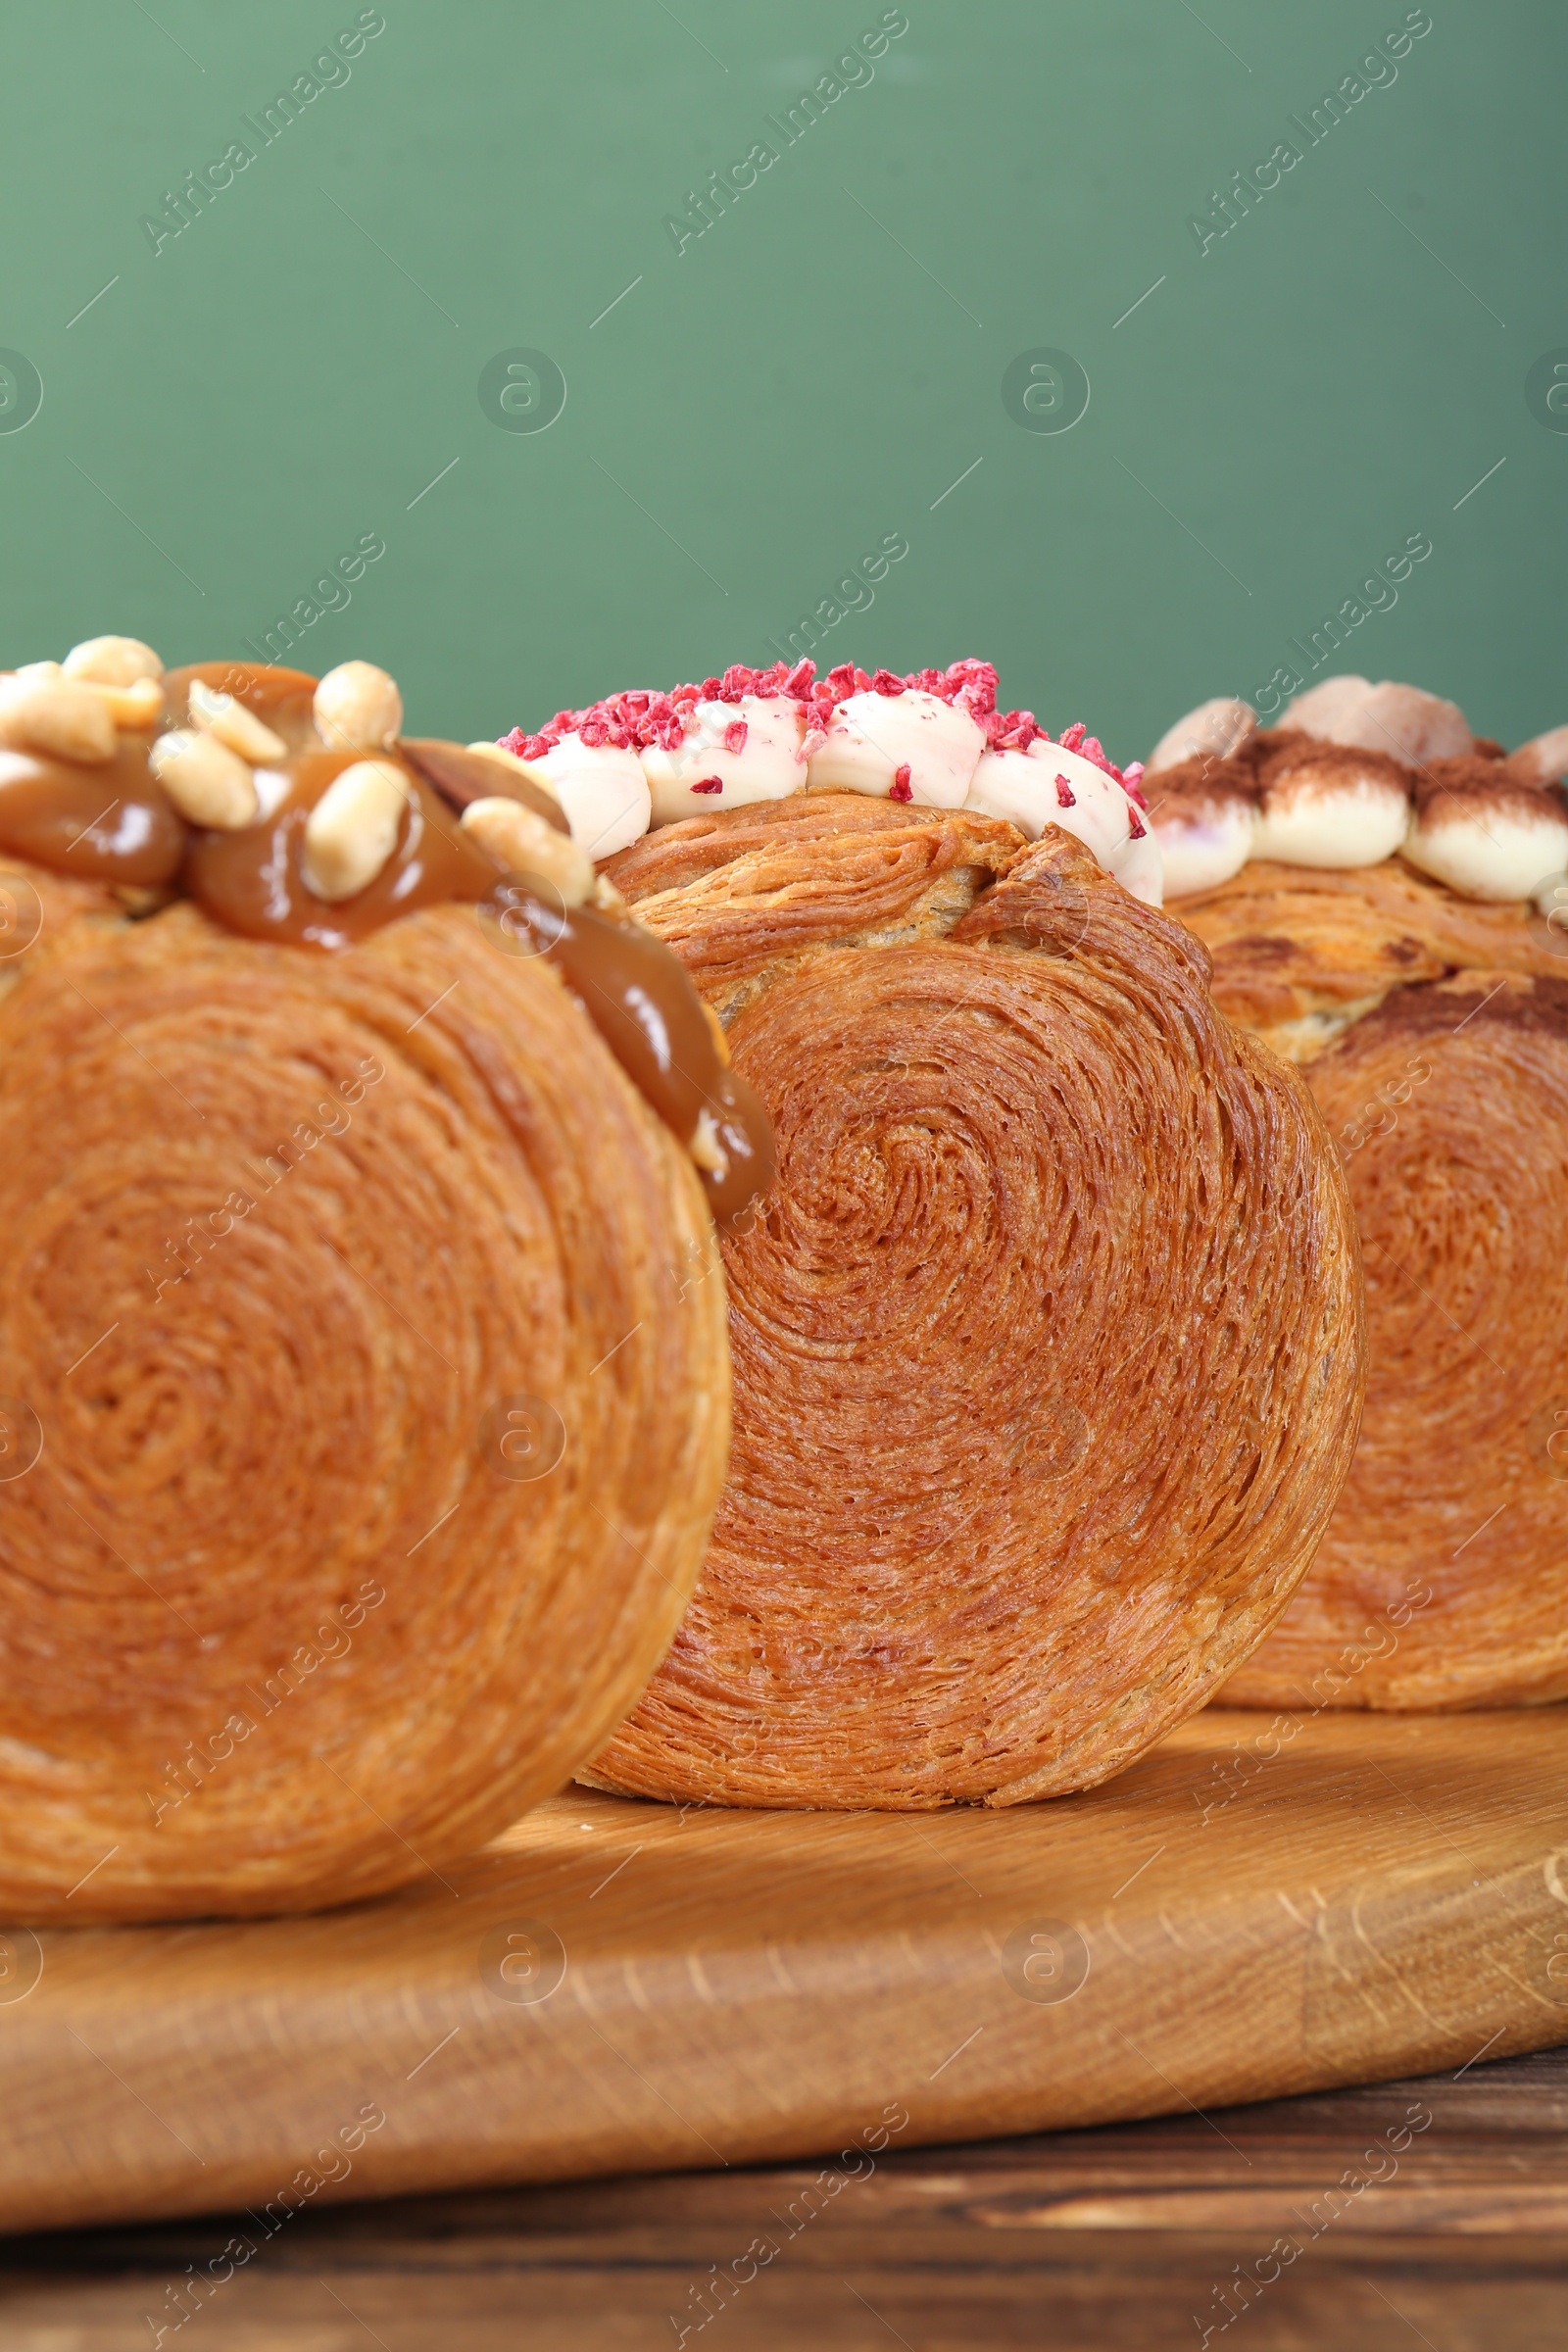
[9,1708,1568,2240]
[2,2037,1564,2349]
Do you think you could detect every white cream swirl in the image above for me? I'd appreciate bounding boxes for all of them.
[514,733,651,860]
[640,695,806,824]
[1251,757,1411,869]
[1404,799,1568,903]
[807,688,984,808]
[1152,800,1256,899]
[964,743,1162,906]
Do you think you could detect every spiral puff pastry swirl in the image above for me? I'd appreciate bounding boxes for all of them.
[1150,677,1568,1709]
[0,891,729,1920]
[1177,858,1568,1711]
[584,797,1364,1808]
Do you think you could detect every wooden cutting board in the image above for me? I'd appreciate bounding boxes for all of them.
[2,1706,1565,2235]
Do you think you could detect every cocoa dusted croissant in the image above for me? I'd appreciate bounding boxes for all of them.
[1150,677,1568,1709]
[0,640,770,1921]
[581,794,1364,1808]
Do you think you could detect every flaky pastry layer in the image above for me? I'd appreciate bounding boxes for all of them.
[588,797,1364,1806]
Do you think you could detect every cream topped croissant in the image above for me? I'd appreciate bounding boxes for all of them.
[1149,673,1568,1710]
[487,657,1365,1809]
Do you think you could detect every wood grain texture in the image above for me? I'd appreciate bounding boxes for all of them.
[1,1709,1565,2244]
[4,2048,1566,2349]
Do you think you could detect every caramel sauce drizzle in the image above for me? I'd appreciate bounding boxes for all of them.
[184,754,498,951]
[0,742,185,885]
[0,660,772,1227]
[490,891,774,1229]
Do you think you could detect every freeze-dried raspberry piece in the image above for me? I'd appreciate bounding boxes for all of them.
[986,708,1045,753]
[943,658,999,717]
[890,764,913,802]
[501,710,572,761]
[639,693,687,751]
[724,719,749,755]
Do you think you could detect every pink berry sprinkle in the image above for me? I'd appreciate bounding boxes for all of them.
[807,680,838,731]
[500,665,1144,832]
[942,659,999,721]
[1127,808,1147,839]
[900,659,995,715]
[985,708,1045,752]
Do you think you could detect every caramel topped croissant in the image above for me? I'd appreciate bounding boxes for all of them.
[0,902,735,1921]
[586,798,1364,1808]
[0,638,770,1920]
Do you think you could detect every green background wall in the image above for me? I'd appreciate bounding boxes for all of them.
[0,0,1559,767]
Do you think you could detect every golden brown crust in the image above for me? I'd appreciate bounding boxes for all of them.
[602,793,1023,1023]
[1224,968,1568,1710]
[1174,857,1560,1058]
[1168,847,1568,1712]
[588,808,1364,1809]
[603,789,1002,890]
[0,898,730,1920]
[0,852,129,1003]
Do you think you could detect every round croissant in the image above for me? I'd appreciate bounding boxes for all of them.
[1174,853,1568,1710]
[0,897,729,1920]
[584,796,1364,1808]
